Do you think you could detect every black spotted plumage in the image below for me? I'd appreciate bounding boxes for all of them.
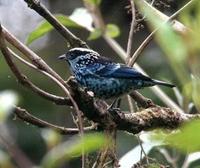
[58,48,175,99]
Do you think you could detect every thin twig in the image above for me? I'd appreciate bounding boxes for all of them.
[2,24,85,132]
[128,0,193,66]
[137,135,149,164]
[0,132,34,168]
[13,106,96,134]
[181,155,190,168]
[7,48,72,106]
[23,0,88,48]
[0,25,84,143]
[0,28,71,106]
[126,0,138,113]
[126,0,136,63]
[129,91,155,108]
[128,29,155,66]
[159,148,178,168]
[2,26,65,85]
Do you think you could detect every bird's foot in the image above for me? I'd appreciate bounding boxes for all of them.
[107,98,118,110]
[106,98,125,120]
[108,107,125,120]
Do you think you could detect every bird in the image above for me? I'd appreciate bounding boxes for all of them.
[58,47,175,99]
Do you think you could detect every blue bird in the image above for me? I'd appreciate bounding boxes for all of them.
[58,48,175,99]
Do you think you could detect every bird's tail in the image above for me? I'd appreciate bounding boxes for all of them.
[152,79,175,88]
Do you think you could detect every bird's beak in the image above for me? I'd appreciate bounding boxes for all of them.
[58,54,66,60]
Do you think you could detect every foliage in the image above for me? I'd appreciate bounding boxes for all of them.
[26,14,81,45]
[41,133,107,168]
[27,8,120,44]
[135,0,200,166]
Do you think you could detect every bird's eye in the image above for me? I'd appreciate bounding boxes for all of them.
[66,53,76,60]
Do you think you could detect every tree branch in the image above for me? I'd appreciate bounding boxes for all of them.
[23,0,88,48]
[126,0,136,63]
[0,27,73,106]
[9,48,72,106]
[13,106,96,135]
[2,26,66,85]
[129,91,155,108]
[128,0,193,67]
[0,24,84,138]
[67,78,200,135]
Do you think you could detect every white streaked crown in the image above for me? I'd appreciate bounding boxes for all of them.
[69,47,100,55]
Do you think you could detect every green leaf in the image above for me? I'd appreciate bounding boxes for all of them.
[88,24,120,40]
[153,120,200,153]
[85,0,102,5]
[41,133,108,168]
[105,24,120,38]
[179,2,200,107]
[166,120,200,153]
[135,0,190,84]
[88,28,102,40]
[26,14,81,45]
[192,76,200,111]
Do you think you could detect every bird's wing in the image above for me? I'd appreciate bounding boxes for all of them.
[80,55,151,80]
[80,56,113,76]
[94,63,151,80]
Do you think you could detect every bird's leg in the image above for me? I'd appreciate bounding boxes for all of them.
[107,107,125,121]
[107,98,125,121]
[107,98,119,110]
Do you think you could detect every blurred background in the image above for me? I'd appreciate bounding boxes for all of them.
[0,0,194,167]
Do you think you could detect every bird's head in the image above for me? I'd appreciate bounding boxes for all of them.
[58,48,99,62]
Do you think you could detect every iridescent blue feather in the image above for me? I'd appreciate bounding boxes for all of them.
[58,48,175,99]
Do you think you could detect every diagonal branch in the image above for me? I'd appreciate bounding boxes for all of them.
[13,106,96,135]
[126,0,136,63]
[8,48,72,106]
[2,26,66,85]
[0,27,71,106]
[0,24,84,138]
[23,0,88,48]
[128,0,193,67]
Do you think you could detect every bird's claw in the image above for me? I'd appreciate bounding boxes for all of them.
[107,107,125,120]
